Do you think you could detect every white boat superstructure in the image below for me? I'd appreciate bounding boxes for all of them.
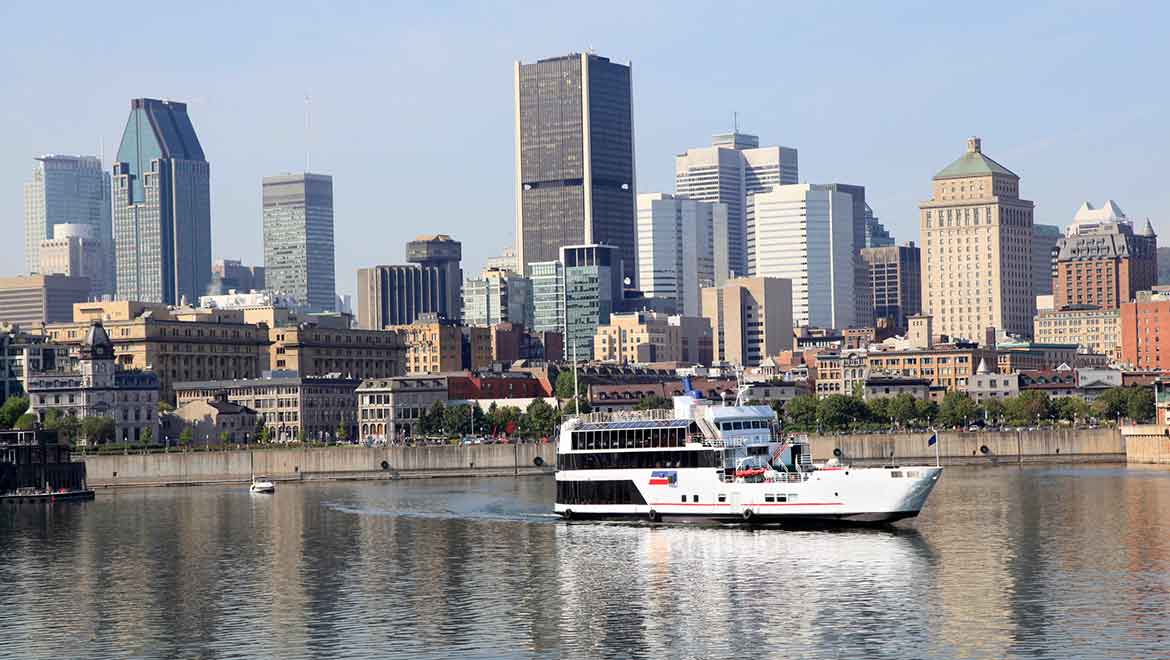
[554,391,941,524]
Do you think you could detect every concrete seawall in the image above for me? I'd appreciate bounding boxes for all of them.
[1121,426,1170,464]
[81,428,1128,487]
[83,443,558,488]
[806,428,1125,466]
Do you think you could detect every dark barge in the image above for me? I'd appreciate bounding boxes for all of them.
[0,429,94,502]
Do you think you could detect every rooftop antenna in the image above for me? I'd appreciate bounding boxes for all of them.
[304,94,312,173]
[734,111,739,133]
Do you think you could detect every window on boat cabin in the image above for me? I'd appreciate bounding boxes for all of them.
[718,494,726,503]
[681,495,687,503]
[787,494,796,501]
[891,471,904,478]
[906,471,919,478]
[765,494,775,502]
[692,495,699,503]
[778,495,787,502]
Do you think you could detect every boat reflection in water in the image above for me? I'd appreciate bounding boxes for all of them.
[551,521,938,658]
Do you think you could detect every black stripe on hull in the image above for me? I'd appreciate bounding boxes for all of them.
[556,510,921,526]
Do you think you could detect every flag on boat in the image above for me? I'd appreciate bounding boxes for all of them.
[649,470,677,486]
[927,432,937,446]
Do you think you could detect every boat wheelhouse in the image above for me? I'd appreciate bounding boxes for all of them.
[554,393,941,524]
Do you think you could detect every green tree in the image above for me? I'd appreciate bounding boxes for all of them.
[218,430,230,445]
[521,398,560,439]
[866,397,892,424]
[13,413,37,430]
[441,404,483,437]
[889,393,920,428]
[783,395,819,430]
[635,394,671,411]
[141,427,154,445]
[1127,387,1155,423]
[419,401,446,435]
[296,429,307,443]
[0,396,29,428]
[256,425,270,444]
[336,423,349,443]
[489,405,523,435]
[938,392,979,428]
[915,400,939,426]
[81,417,116,444]
[54,414,81,444]
[157,400,175,414]
[554,370,586,400]
[816,395,868,430]
[1091,387,1129,422]
[1051,396,1089,424]
[1005,391,1051,426]
[980,398,1006,425]
[179,427,194,447]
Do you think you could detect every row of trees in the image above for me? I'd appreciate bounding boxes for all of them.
[0,396,119,444]
[412,399,562,439]
[766,386,1155,433]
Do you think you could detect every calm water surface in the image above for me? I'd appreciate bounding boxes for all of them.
[3,465,1170,659]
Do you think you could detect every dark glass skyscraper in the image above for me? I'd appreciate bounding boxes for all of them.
[112,98,211,305]
[263,173,335,312]
[514,53,636,287]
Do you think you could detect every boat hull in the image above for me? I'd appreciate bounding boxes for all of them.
[1,489,96,503]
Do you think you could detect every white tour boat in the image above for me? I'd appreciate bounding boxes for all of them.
[250,476,275,494]
[554,384,941,525]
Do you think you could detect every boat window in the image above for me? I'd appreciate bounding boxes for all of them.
[891,471,903,478]
[906,471,919,478]
[733,421,743,430]
[787,494,796,501]
[765,494,775,502]
[680,495,687,503]
[718,494,726,503]
[778,495,787,502]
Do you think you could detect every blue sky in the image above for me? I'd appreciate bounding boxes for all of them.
[3,1,1168,298]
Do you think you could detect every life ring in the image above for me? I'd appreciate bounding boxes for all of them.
[833,448,843,457]
[979,445,990,455]
[380,460,390,471]
[742,509,754,521]
[562,509,573,520]
[648,509,660,523]
[533,456,545,467]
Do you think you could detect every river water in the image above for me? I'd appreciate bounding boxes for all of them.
[3,465,1170,659]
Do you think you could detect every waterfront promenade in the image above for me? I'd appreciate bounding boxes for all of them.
[78,428,1127,488]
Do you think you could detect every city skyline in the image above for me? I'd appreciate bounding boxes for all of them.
[3,3,1170,300]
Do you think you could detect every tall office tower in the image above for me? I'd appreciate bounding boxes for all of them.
[861,243,922,333]
[821,183,873,328]
[864,204,894,248]
[485,246,519,273]
[561,244,621,362]
[514,53,636,285]
[23,155,112,289]
[210,259,265,294]
[39,224,108,299]
[636,193,721,317]
[1031,223,1061,298]
[747,184,855,330]
[462,267,532,328]
[675,131,798,282]
[262,173,335,312]
[356,235,463,329]
[920,137,1034,341]
[1053,201,1156,309]
[700,276,793,367]
[112,98,211,305]
[529,260,565,336]
[407,235,462,322]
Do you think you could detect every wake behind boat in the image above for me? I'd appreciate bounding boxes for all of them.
[554,380,941,525]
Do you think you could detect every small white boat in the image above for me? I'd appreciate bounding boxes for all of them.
[250,477,275,494]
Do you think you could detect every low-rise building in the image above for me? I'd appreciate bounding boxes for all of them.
[594,311,683,364]
[173,394,259,444]
[865,345,994,392]
[356,375,448,441]
[863,375,932,401]
[27,322,159,445]
[1034,306,1120,356]
[269,322,406,379]
[963,358,1019,401]
[487,322,563,363]
[1075,367,1123,400]
[46,301,270,402]
[447,371,551,400]
[0,328,70,399]
[995,341,1082,373]
[1120,292,1170,370]
[813,351,868,398]
[174,373,360,443]
[386,313,462,375]
[1018,370,1078,398]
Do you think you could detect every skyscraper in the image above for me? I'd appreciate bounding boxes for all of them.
[1031,223,1061,298]
[920,137,1034,341]
[675,132,798,281]
[747,184,856,330]
[356,235,462,329]
[514,53,637,284]
[636,193,721,317]
[23,155,112,292]
[462,267,532,328]
[111,98,211,305]
[263,173,335,312]
[700,276,794,367]
[861,243,922,333]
